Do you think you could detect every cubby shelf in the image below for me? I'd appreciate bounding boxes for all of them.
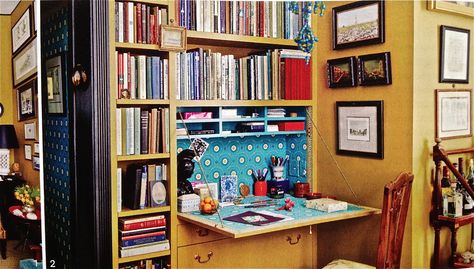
[115,42,161,51]
[117,153,170,162]
[118,206,171,218]
[118,250,171,264]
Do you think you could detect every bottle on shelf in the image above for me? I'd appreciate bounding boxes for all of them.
[446,182,463,218]
[458,157,465,178]
[441,166,451,195]
[467,159,474,190]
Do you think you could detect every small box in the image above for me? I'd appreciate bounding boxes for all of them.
[277,122,305,131]
[304,198,348,213]
[178,194,200,213]
[182,112,213,120]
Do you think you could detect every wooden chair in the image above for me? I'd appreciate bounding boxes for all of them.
[323,172,414,269]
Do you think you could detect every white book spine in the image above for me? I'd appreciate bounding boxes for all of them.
[203,0,210,32]
[127,2,134,43]
[120,241,170,258]
[229,55,235,100]
[130,56,136,99]
[123,52,128,91]
[126,107,135,155]
[138,56,146,99]
[118,2,124,43]
[272,1,277,38]
[175,54,180,100]
[221,55,227,100]
[116,108,122,156]
[134,107,140,155]
[163,59,169,100]
[196,0,202,32]
[163,163,167,181]
[139,167,147,208]
[117,168,122,212]
[263,55,268,100]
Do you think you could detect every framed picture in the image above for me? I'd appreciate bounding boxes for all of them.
[440,26,470,84]
[33,156,40,171]
[336,101,384,159]
[332,0,384,50]
[11,6,32,54]
[436,89,471,139]
[12,37,37,87]
[327,56,358,88]
[160,25,186,51]
[33,142,40,156]
[45,53,66,115]
[24,144,32,160]
[358,52,392,86]
[428,0,474,17]
[24,122,36,140]
[17,79,36,121]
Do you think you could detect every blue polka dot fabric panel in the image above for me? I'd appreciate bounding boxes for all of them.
[177,134,307,196]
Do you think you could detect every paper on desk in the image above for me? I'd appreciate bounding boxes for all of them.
[26,213,37,220]
[257,210,294,222]
[13,209,23,216]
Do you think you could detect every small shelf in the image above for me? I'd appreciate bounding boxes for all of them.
[118,206,171,217]
[435,213,474,227]
[187,30,297,49]
[177,119,220,124]
[118,250,171,264]
[175,100,312,107]
[117,153,170,162]
[221,117,266,122]
[267,117,306,121]
[115,42,162,51]
[116,99,170,106]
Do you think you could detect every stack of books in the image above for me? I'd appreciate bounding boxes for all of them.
[119,257,166,269]
[177,1,302,39]
[119,215,169,258]
[175,48,311,101]
[115,1,168,44]
[116,52,169,100]
[267,108,286,117]
[116,107,170,156]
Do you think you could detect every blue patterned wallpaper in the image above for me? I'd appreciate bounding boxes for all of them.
[42,7,71,269]
[177,134,307,196]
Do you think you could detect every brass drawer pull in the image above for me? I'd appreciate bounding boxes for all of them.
[194,251,213,263]
[286,234,301,245]
[196,228,209,237]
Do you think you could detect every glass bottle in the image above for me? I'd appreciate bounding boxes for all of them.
[441,166,451,195]
[467,159,474,189]
[447,183,463,218]
[459,157,465,178]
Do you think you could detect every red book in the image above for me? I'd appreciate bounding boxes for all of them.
[150,13,155,44]
[244,2,250,35]
[118,52,123,97]
[277,122,305,131]
[284,58,292,100]
[119,216,166,231]
[238,1,244,35]
[121,230,165,241]
[259,2,264,37]
[136,3,142,43]
[127,52,131,90]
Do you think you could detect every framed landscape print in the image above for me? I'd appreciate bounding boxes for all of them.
[45,53,65,115]
[327,56,358,88]
[336,101,384,159]
[440,26,470,83]
[332,0,385,50]
[17,79,36,121]
[12,37,37,87]
[11,6,32,54]
[436,89,471,139]
[358,52,392,86]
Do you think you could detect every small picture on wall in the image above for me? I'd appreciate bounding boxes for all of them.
[33,142,40,156]
[358,52,392,86]
[33,156,40,171]
[17,79,36,121]
[440,25,470,83]
[327,56,358,88]
[24,121,36,140]
[436,89,471,139]
[24,144,32,160]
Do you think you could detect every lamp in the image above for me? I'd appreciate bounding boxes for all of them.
[0,125,19,175]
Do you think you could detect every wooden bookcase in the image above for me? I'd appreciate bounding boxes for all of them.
[109,1,318,268]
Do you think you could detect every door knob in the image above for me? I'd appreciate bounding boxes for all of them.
[71,64,88,89]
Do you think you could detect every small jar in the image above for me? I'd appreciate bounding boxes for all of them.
[254,181,267,196]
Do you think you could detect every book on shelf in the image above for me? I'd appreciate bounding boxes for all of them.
[120,239,170,258]
[115,1,167,44]
[177,0,302,39]
[119,257,167,269]
[118,168,123,212]
[175,49,311,101]
[119,226,166,237]
[120,231,167,248]
[119,214,166,231]
[116,52,168,100]
[116,107,170,156]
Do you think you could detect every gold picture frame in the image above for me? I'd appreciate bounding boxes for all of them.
[160,25,186,51]
[427,0,474,17]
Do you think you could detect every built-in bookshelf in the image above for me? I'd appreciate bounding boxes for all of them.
[110,1,317,268]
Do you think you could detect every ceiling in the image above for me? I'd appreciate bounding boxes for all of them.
[0,1,20,15]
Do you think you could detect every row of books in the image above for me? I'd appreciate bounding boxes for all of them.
[119,215,169,258]
[175,49,311,101]
[115,1,168,44]
[119,258,167,269]
[176,1,303,39]
[117,163,168,212]
[116,52,169,100]
[116,107,170,156]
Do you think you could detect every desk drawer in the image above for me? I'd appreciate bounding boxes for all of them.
[177,223,227,247]
[177,227,313,268]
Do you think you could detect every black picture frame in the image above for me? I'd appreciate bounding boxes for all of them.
[11,6,33,55]
[327,56,358,88]
[440,25,470,84]
[332,0,385,50]
[44,53,66,115]
[17,79,36,121]
[336,101,384,159]
[358,52,392,86]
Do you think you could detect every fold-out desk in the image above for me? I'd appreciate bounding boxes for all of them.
[177,196,381,238]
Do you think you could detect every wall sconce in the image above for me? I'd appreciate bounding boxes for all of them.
[0,125,19,175]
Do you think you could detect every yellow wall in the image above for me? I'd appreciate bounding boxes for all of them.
[413,1,474,268]
[0,15,14,125]
[316,1,414,267]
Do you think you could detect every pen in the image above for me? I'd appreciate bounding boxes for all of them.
[251,199,272,204]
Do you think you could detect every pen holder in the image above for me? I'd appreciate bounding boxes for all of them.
[272,166,284,180]
[254,181,267,196]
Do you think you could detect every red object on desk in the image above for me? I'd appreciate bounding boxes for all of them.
[277,122,305,131]
[8,206,41,221]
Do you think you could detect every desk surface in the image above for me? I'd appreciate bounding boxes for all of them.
[178,196,381,238]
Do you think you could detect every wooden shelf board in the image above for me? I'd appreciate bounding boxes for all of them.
[118,206,171,217]
[115,42,161,51]
[124,0,170,6]
[118,250,171,264]
[117,153,170,162]
[177,119,220,124]
[174,100,312,107]
[435,213,474,227]
[187,31,297,49]
[221,117,266,122]
[116,99,170,105]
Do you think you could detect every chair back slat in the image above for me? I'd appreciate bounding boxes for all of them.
[376,172,414,269]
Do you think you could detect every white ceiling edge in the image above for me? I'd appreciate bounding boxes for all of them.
[0,0,20,15]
